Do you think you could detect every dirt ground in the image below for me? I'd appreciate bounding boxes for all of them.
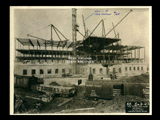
[38,91,148,114]
[14,74,149,114]
[14,89,148,114]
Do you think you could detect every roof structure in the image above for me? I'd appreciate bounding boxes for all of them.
[104,45,144,51]
[104,45,127,50]
[16,56,69,60]
[76,36,120,52]
[80,36,120,46]
[123,45,144,50]
[16,49,74,55]
[16,38,82,48]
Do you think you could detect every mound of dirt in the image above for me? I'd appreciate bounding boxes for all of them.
[94,95,148,113]
[54,95,148,113]
[119,74,149,83]
[49,82,60,86]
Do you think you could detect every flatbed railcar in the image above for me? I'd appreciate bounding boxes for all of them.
[31,84,76,97]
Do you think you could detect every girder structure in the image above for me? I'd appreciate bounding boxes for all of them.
[15,9,145,66]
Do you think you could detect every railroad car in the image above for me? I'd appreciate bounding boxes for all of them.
[84,80,114,100]
[31,84,76,97]
[14,74,43,89]
[85,80,148,100]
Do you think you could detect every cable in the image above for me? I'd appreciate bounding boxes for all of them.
[105,10,133,37]
[28,25,49,36]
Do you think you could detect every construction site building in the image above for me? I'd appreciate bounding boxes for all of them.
[14,8,149,80]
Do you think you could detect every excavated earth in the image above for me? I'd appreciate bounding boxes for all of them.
[15,74,150,114]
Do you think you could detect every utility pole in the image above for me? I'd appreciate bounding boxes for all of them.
[72,8,78,74]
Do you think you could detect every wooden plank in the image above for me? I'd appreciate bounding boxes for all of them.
[58,98,73,107]
[92,101,100,107]
[113,89,121,91]
[113,92,121,94]
[113,93,121,95]
[74,107,95,111]
[56,107,96,113]
[25,96,41,101]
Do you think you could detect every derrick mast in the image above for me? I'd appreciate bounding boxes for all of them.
[72,8,78,74]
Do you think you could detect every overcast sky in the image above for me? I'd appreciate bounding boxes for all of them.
[13,6,151,64]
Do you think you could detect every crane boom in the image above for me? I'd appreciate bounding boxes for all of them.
[82,15,86,38]
[112,22,117,38]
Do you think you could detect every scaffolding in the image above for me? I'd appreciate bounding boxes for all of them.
[15,8,145,74]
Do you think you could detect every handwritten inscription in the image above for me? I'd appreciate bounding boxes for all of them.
[85,10,120,20]
[94,10,120,15]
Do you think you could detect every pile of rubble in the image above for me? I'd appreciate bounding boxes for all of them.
[119,74,149,83]
[94,95,148,113]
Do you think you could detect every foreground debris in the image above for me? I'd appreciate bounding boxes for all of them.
[14,74,149,114]
[56,107,96,113]
[57,98,73,107]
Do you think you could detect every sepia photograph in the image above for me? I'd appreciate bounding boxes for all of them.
[10,6,152,115]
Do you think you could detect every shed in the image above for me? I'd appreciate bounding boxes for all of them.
[14,74,43,89]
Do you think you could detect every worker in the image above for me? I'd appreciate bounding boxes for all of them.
[110,74,113,79]
[114,75,117,79]
[31,74,36,85]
